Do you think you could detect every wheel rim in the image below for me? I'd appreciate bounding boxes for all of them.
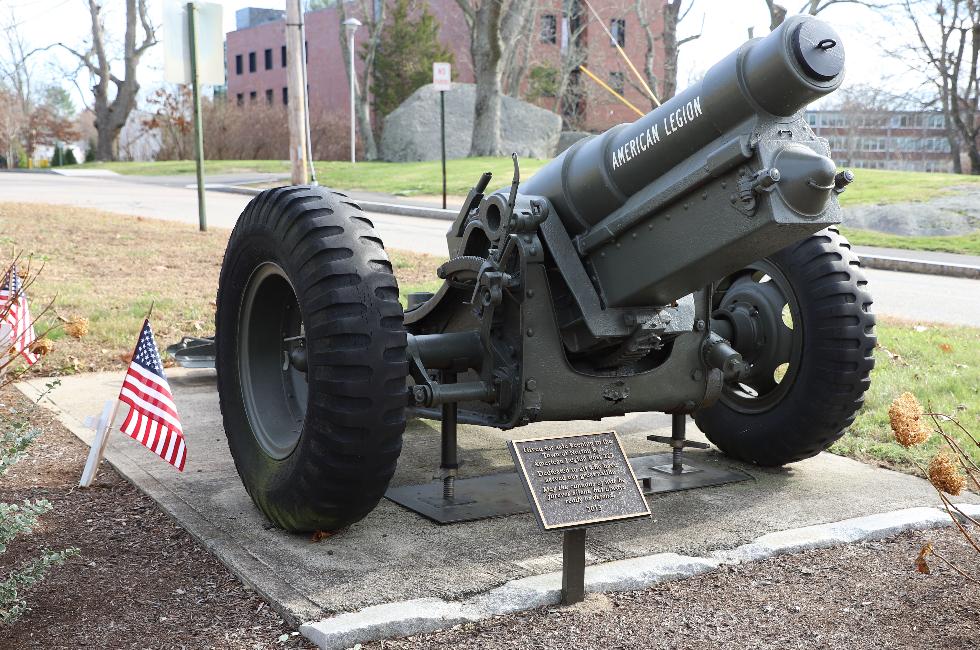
[713,259,803,415]
[238,262,308,460]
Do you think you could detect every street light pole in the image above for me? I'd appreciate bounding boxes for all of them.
[342,17,361,164]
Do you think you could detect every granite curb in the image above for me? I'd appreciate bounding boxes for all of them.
[857,252,980,279]
[299,504,979,649]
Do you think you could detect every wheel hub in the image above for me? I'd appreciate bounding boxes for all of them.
[238,263,309,460]
[712,262,801,413]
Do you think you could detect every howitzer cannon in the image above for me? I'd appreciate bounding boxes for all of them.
[215,15,875,532]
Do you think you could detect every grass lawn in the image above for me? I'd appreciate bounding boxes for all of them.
[1,201,976,476]
[839,228,980,257]
[78,157,548,197]
[76,159,291,176]
[0,202,441,375]
[837,168,980,206]
[831,318,980,473]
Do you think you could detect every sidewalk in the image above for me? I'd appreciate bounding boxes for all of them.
[15,369,980,648]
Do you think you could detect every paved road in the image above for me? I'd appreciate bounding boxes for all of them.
[2,172,977,325]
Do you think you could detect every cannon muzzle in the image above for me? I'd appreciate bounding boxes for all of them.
[520,15,848,307]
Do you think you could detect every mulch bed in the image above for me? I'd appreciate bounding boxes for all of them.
[370,528,979,649]
[4,383,978,649]
[0,387,314,649]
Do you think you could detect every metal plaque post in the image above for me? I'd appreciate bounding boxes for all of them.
[561,528,587,605]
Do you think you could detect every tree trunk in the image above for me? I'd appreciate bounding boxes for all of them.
[468,1,505,157]
[661,2,681,100]
[502,2,537,97]
[63,0,155,161]
[945,120,963,174]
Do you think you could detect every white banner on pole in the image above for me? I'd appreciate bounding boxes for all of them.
[163,0,225,85]
[433,62,452,92]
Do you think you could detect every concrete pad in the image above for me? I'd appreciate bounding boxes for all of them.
[18,370,979,640]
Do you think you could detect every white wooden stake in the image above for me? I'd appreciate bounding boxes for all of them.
[79,398,120,488]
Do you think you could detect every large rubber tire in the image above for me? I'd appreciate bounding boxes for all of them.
[694,227,875,466]
[216,185,407,532]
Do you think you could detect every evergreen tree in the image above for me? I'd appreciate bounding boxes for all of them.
[371,0,454,120]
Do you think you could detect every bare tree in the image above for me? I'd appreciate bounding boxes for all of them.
[502,2,538,97]
[337,0,385,160]
[767,0,892,29]
[902,0,979,173]
[765,1,789,29]
[633,0,701,104]
[60,0,156,161]
[0,87,25,166]
[551,0,590,126]
[455,0,532,156]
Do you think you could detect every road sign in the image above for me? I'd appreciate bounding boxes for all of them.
[433,62,452,92]
[163,0,224,86]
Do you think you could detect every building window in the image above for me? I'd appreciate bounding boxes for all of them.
[249,90,257,103]
[236,93,243,106]
[282,87,288,105]
[610,18,625,47]
[540,14,557,43]
[305,40,308,63]
[235,54,243,75]
[248,51,256,73]
[264,48,272,70]
[609,71,625,94]
[281,45,287,67]
[266,88,273,104]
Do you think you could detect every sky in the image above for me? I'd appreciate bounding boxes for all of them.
[1,0,920,112]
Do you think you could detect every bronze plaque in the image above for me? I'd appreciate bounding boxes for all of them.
[508,431,650,530]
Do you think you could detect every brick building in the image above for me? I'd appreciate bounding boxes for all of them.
[805,109,955,173]
[225,1,666,134]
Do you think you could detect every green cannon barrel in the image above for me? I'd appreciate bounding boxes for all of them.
[521,15,845,235]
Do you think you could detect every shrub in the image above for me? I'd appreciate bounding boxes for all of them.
[0,382,78,625]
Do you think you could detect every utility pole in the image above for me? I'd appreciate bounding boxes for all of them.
[285,0,310,185]
[187,2,207,231]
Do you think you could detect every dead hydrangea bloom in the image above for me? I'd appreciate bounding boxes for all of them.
[29,337,54,356]
[888,392,930,447]
[915,542,933,574]
[929,452,965,496]
[64,317,89,339]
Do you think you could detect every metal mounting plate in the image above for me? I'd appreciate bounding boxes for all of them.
[385,454,753,524]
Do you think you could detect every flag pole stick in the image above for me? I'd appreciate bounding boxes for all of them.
[78,313,149,488]
[79,399,120,488]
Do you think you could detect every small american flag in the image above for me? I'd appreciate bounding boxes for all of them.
[0,266,38,366]
[118,319,187,471]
